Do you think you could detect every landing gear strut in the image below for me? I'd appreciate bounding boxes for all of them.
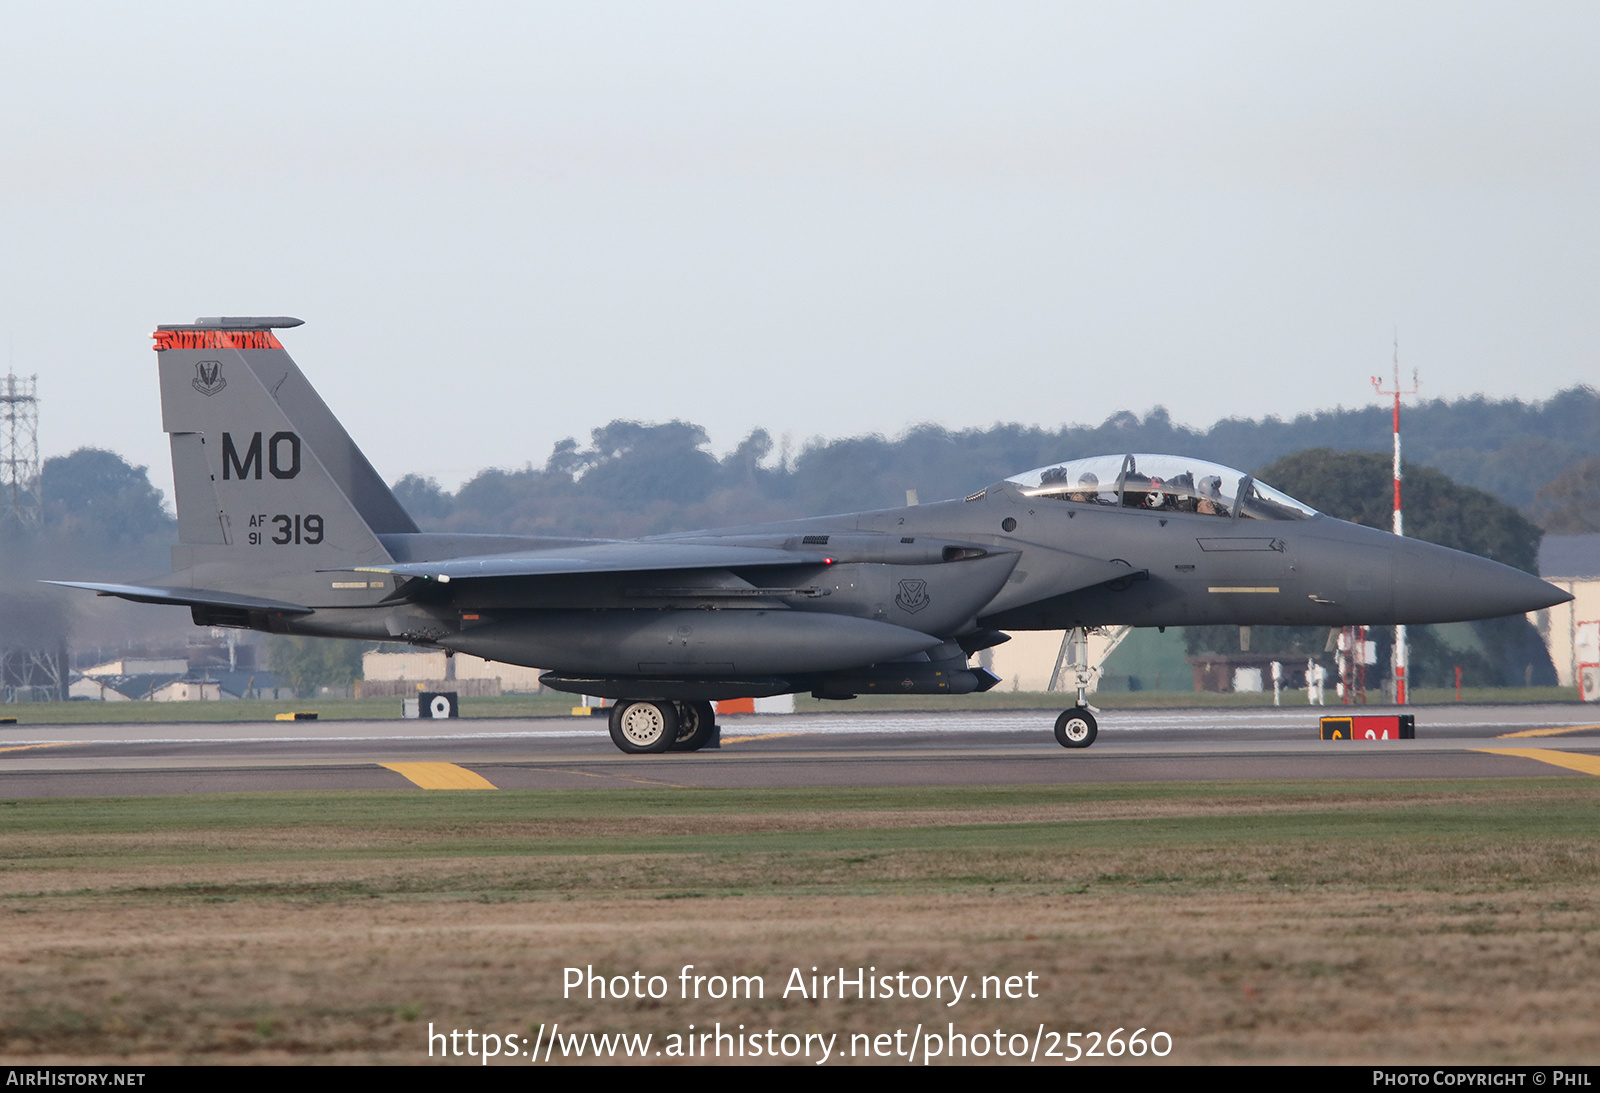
[1048,625,1130,750]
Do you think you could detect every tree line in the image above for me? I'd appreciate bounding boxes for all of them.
[16,385,1598,692]
[394,386,1600,540]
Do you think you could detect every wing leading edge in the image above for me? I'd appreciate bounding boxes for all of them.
[338,541,835,582]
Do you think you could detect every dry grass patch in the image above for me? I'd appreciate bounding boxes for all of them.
[3,887,1598,1064]
[1,779,1598,1063]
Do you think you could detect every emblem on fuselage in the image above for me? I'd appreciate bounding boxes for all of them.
[192,361,226,396]
[895,578,931,614]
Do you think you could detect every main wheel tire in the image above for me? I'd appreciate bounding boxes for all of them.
[608,699,679,754]
[669,700,717,751]
[1054,707,1098,749]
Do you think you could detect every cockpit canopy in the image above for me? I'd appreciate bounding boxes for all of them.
[1005,454,1317,521]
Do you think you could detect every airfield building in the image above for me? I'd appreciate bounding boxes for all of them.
[1532,532,1600,699]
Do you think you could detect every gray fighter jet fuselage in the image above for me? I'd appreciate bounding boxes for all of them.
[54,318,1573,753]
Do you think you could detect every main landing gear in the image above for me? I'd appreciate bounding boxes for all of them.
[670,700,717,752]
[607,699,717,754]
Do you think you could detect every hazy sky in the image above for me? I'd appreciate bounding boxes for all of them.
[2,2,1596,503]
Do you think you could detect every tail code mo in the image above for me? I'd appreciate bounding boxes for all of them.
[222,431,301,480]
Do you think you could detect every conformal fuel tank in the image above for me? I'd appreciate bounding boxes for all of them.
[439,609,945,676]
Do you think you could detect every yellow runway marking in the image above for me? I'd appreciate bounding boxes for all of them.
[379,762,497,790]
[1497,723,1600,739]
[0,743,73,756]
[1472,748,1600,776]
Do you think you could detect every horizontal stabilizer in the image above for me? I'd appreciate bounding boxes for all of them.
[343,542,833,582]
[43,581,312,615]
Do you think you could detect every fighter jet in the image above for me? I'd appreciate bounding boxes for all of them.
[52,318,1572,752]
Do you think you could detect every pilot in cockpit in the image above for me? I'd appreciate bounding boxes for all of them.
[1196,475,1225,516]
[1067,471,1102,504]
[1121,470,1153,508]
[1168,470,1197,513]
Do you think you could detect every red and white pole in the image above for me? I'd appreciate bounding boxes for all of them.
[1372,337,1418,705]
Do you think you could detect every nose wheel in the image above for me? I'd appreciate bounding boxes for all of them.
[1054,707,1097,748]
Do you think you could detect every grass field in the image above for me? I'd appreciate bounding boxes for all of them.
[2,779,1598,1064]
[0,686,1582,724]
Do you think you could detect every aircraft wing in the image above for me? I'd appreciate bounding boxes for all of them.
[344,541,834,582]
[42,581,313,615]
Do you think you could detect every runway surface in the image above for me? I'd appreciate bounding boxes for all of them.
[1,704,1598,796]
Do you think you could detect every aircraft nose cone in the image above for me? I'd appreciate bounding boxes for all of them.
[1394,540,1572,623]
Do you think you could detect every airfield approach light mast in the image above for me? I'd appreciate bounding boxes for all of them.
[1371,338,1418,705]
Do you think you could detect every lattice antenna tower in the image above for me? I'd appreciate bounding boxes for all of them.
[0,372,42,529]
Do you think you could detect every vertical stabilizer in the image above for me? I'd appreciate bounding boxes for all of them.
[155,318,415,575]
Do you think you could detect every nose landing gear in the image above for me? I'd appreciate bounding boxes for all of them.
[1054,707,1097,748]
[1049,625,1130,749]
